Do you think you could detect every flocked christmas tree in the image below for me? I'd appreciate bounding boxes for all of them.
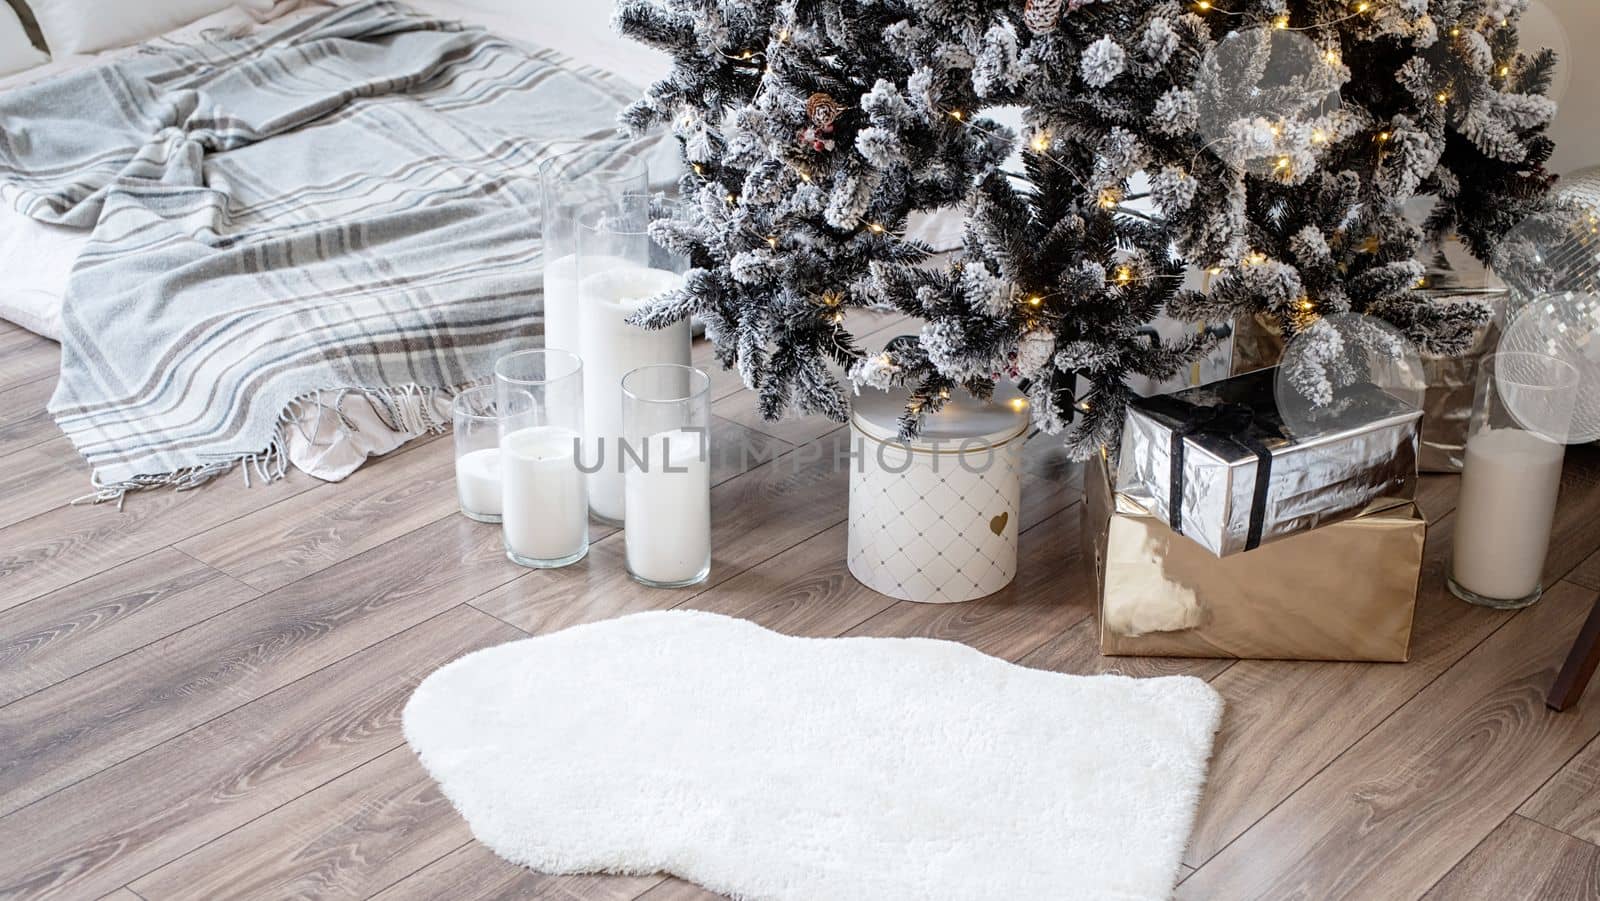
[614,0,1012,422]
[617,0,1558,456]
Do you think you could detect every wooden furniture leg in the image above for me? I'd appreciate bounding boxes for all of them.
[1549,591,1600,712]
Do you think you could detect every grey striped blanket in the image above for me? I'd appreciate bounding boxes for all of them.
[0,0,650,493]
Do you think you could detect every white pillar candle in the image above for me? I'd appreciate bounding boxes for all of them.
[1451,427,1565,601]
[543,253,636,356]
[501,425,588,563]
[579,266,691,522]
[625,427,712,585]
[543,254,581,357]
[455,447,502,519]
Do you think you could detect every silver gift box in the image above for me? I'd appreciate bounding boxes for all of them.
[1115,368,1422,558]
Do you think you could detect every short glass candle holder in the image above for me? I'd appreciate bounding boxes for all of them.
[494,349,589,569]
[1448,351,1580,610]
[621,364,712,588]
[452,386,503,524]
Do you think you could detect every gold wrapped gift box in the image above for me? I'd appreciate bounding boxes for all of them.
[1085,452,1426,662]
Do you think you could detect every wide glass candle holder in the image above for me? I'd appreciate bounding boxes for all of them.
[538,142,649,357]
[1449,351,1580,609]
[576,196,692,523]
[493,349,589,569]
[452,385,503,523]
[621,364,711,588]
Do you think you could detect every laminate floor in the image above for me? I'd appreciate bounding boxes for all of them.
[4,318,1600,900]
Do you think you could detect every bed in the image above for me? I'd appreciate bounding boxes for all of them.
[0,0,671,340]
[0,0,685,488]
[0,0,969,493]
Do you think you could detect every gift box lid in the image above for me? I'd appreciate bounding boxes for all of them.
[850,382,1030,450]
[1131,367,1421,456]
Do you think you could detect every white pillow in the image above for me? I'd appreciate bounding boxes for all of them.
[22,0,275,56]
[0,2,47,77]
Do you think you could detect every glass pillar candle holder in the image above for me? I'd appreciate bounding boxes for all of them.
[576,196,692,524]
[621,364,711,588]
[493,349,589,569]
[537,142,649,357]
[1449,351,1580,609]
[452,385,503,523]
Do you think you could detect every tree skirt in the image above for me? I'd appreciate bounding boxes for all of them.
[403,611,1223,900]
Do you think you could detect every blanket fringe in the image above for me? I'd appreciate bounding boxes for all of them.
[78,382,468,506]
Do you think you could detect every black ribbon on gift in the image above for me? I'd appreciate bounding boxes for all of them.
[1162,401,1274,552]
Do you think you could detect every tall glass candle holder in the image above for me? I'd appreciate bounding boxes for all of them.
[493,349,589,569]
[1449,351,1580,609]
[538,143,649,357]
[622,364,711,588]
[452,385,503,523]
[576,196,692,523]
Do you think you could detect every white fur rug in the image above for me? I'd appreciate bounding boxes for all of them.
[403,611,1223,900]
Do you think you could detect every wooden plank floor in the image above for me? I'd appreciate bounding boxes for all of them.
[4,316,1600,900]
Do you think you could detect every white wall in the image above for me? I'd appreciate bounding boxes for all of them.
[1529,0,1595,176]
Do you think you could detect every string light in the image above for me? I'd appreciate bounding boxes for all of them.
[1299,297,1315,311]
[1274,15,1290,29]
[1311,129,1328,144]
[1376,130,1392,142]
[692,163,704,175]
[725,193,736,205]
[1027,295,1044,307]
[867,222,886,234]
[1325,49,1341,66]
[1196,0,1211,10]
[1275,156,1292,171]
[766,235,778,248]
[1008,398,1028,413]
[1245,252,1268,266]
[948,110,964,122]
[1436,92,1450,105]
[1355,2,1370,12]
[1115,266,1135,286]
[1499,65,1511,77]
[1031,132,1052,152]
[939,388,951,400]
[1097,189,1121,209]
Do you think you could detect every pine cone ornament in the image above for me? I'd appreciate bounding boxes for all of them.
[1023,0,1063,34]
[805,92,843,128]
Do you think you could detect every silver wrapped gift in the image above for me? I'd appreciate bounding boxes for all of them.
[1114,368,1422,558]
